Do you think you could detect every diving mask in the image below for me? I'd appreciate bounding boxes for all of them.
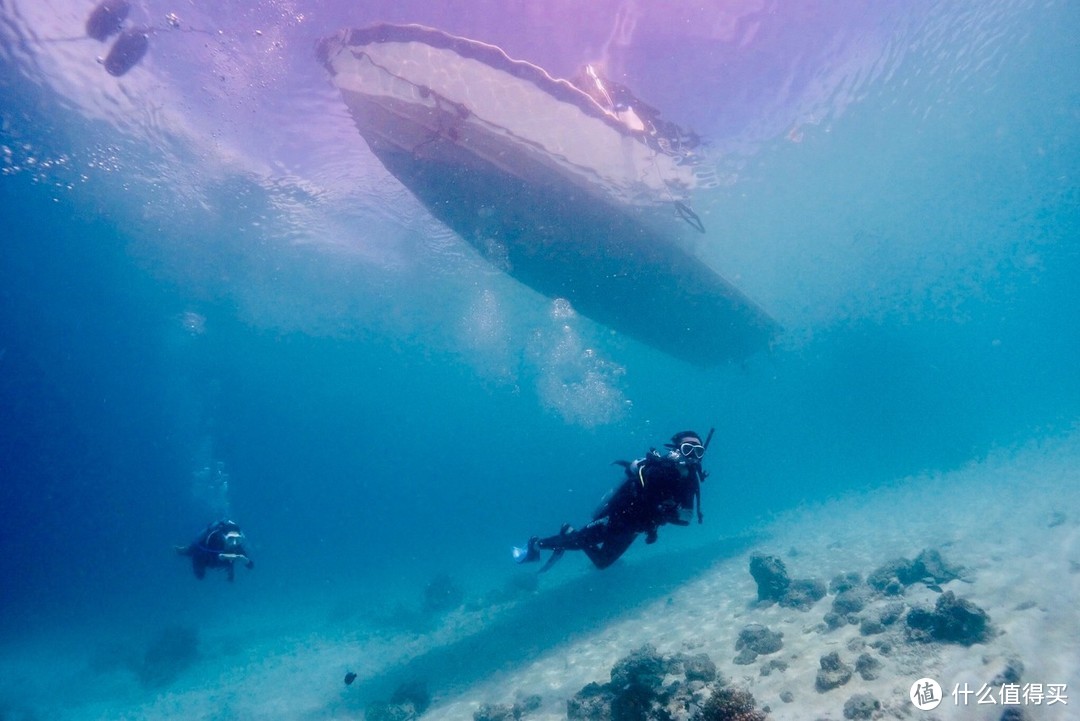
[679,441,705,460]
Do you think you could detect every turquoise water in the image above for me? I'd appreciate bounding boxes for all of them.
[0,0,1077,715]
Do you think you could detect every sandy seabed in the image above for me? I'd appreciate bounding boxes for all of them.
[2,432,1077,721]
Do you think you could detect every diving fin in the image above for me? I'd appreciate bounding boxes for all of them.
[512,537,540,564]
[538,523,575,572]
[538,548,565,573]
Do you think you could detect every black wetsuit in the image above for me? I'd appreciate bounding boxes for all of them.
[178,520,253,582]
[536,451,703,569]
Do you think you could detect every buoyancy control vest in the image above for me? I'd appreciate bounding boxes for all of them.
[601,450,705,527]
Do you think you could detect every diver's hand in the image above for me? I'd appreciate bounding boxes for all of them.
[656,501,680,523]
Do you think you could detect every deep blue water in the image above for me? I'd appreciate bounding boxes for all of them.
[1,0,1078,672]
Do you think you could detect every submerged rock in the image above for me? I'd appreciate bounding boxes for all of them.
[905,591,992,645]
[675,652,717,683]
[698,687,766,721]
[780,578,826,610]
[859,617,885,636]
[474,704,515,721]
[868,639,894,656]
[474,698,540,721]
[854,653,882,681]
[815,652,853,693]
[832,587,870,615]
[568,682,613,721]
[913,549,962,584]
[867,559,909,594]
[610,644,667,689]
[734,624,783,664]
[759,659,789,677]
[829,571,863,594]
[868,548,962,594]
[842,693,880,720]
[992,657,1025,686]
[749,555,790,602]
[748,554,825,610]
[568,645,715,721]
[733,648,757,666]
[516,695,542,715]
[879,601,906,626]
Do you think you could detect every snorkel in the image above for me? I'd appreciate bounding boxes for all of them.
[693,427,715,523]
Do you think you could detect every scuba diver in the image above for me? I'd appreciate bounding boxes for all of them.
[514,429,712,571]
[176,519,255,582]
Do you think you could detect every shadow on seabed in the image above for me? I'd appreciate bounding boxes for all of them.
[340,534,759,710]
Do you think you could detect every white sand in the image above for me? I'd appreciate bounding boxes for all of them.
[2,431,1077,720]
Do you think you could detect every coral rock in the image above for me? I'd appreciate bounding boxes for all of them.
[814,652,853,692]
[842,693,880,720]
[698,687,766,721]
[905,591,991,645]
[749,555,790,602]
